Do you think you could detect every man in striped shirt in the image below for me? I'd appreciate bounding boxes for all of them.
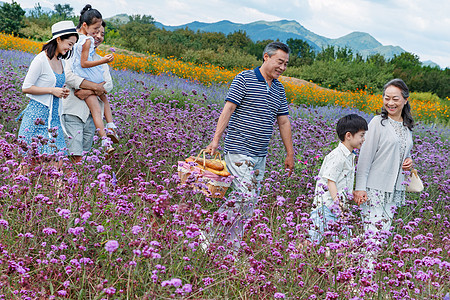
[204,42,294,251]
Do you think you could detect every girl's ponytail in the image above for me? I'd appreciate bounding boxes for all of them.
[78,4,102,28]
[80,4,92,16]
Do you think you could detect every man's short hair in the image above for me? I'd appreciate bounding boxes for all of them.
[336,114,368,141]
[263,42,290,60]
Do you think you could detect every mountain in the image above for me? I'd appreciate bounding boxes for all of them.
[422,60,440,68]
[107,13,129,24]
[154,19,325,52]
[153,19,406,60]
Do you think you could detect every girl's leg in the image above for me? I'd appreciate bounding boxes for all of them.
[102,95,113,124]
[101,95,119,143]
[85,94,106,137]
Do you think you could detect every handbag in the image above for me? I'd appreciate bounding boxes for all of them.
[406,169,424,192]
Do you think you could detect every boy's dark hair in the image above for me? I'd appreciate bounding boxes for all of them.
[336,114,368,141]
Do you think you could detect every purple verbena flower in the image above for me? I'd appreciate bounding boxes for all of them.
[105,240,119,253]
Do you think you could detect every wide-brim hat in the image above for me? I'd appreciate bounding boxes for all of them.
[46,20,79,43]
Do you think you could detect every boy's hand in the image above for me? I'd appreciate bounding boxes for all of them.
[353,190,368,206]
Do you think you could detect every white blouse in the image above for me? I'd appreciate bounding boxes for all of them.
[313,142,356,208]
[22,51,66,109]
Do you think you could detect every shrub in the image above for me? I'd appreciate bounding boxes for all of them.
[181,47,258,70]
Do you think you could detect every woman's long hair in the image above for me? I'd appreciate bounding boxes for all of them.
[42,33,78,59]
[380,78,414,131]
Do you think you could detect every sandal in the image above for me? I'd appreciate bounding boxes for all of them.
[106,128,120,144]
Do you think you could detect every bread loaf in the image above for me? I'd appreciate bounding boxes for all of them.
[185,156,224,171]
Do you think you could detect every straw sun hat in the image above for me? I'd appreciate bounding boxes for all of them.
[46,20,79,43]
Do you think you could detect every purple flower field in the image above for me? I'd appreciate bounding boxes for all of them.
[0,49,449,299]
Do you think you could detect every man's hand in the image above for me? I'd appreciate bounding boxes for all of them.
[79,80,107,96]
[74,89,95,100]
[285,153,294,176]
[205,141,219,155]
[92,81,107,96]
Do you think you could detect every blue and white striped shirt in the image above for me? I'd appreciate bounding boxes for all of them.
[224,67,289,157]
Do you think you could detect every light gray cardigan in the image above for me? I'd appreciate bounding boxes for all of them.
[355,115,413,192]
[62,53,113,123]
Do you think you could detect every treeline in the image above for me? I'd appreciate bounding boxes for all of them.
[104,14,450,98]
[2,1,449,98]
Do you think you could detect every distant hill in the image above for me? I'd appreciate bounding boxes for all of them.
[422,60,440,68]
[106,13,129,24]
[152,19,406,60]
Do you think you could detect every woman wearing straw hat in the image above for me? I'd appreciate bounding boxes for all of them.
[18,20,79,159]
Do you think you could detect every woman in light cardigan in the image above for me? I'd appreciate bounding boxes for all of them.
[18,21,78,157]
[354,78,414,253]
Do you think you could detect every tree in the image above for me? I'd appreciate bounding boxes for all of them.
[316,46,336,61]
[128,14,155,24]
[53,4,74,19]
[119,19,156,52]
[30,3,46,19]
[389,52,421,70]
[226,30,252,49]
[286,38,316,65]
[0,1,25,35]
[366,53,387,67]
[335,47,353,63]
[245,40,273,60]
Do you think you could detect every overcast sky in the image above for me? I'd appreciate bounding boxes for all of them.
[14,0,450,68]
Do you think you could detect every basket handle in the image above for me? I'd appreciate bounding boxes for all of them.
[203,149,222,161]
[194,149,207,167]
[194,149,222,167]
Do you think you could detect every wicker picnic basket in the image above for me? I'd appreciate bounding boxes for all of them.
[177,150,233,198]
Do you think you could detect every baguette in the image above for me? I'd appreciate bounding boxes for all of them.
[184,157,230,176]
[185,156,224,171]
[185,156,196,163]
[204,166,231,177]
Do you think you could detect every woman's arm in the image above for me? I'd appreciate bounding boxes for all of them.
[355,118,380,191]
[22,54,68,98]
[402,132,414,171]
[354,118,380,205]
[22,85,68,98]
[80,39,113,68]
[22,54,43,90]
